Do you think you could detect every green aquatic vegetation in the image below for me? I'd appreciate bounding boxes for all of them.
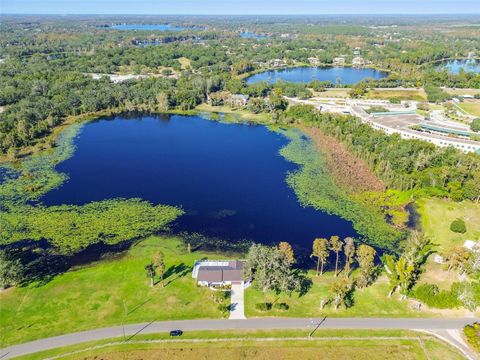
[0,122,182,254]
[0,199,183,254]
[279,129,404,251]
[0,123,83,205]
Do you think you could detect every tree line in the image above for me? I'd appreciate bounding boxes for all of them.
[283,105,480,202]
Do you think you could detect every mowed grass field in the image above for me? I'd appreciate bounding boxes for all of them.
[15,330,464,360]
[366,89,427,101]
[444,88,480,97]
[245,272,446,318]
[0,236,233,347]
[311,88,351,98]
[457,101,480,117]
[310,88,426,100]
[419,198,480,251]
[417,198,480,289]
[196,103,271,122]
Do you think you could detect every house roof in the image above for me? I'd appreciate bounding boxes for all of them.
[196,260,245,283]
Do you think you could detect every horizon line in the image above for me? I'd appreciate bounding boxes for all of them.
[2,13,480,16]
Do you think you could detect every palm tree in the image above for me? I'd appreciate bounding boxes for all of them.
[311,238,329,276]
[144,263,157,287]
[343,237,355,278]
[329,236,343,277]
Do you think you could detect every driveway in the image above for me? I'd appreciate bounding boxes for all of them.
[229,283,246,319]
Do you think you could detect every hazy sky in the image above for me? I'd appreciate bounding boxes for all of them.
[2,0,479,15]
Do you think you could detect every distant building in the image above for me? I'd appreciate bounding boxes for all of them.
[192,260,246,287]
[463,240,479,252]
[352,56,365,67]
[270,58,286,68]
[333,56,346,66]
[230,94,249,107]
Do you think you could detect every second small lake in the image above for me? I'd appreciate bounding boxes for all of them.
[246,66,388,85]
[41,114,358,251]
[436,59,480,74]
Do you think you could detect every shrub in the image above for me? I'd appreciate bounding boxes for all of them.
[365,105,388,114]
[413,283,438,300]
[471,118,480,133]
[412,283,462,309]
[217,304,231,314]
[255,302,272,311]
[273,302,289,310]
[464,323,480,352]
[424,84,451,103]
[450,219,467,233]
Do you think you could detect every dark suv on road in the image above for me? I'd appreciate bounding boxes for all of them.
[169,330,183,336]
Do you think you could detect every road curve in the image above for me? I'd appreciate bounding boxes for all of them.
[1,317,477,359]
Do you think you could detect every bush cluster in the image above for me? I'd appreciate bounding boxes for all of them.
[413,282,480,310]
[413,284,462,309]
[255,302,272,311]
[273,302,290,310]
[450,219,467,233]
[464,323,480,352]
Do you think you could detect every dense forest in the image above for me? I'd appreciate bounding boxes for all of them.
[284,105,480,202]
[1,15,480,156]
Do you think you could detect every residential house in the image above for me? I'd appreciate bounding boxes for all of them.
[333,56,346,66]
[230,94,249,107]
[192,260,246,287]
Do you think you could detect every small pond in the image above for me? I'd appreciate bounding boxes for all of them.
[41,114,358,251]
[246,66,388,85]
[436,59,480,74]
[240,32,268,40]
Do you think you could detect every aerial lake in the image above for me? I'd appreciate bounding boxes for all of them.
[41,114,357,251]
[246,66,388,85]
[436,59,480,74]
[240,32,268,40]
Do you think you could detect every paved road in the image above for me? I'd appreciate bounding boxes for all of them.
[1,318,477,359]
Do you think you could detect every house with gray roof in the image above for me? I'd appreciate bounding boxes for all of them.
[192,260,246,287]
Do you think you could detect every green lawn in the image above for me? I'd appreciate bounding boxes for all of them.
[195,103,272,123]
[417,198,480,289]
[418,198,480,252]
[311,88,351,98]
[444,88,480,97]
[366,89,427,101]
[457,101,480,117]
[246,271,440,318]
[0,236,235,347]
[15,329,464,360]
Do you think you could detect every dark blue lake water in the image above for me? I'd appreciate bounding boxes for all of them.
[247,66,388,85]
[436,59,480,74]
[41,114,357,251]
[111,24,201,31]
